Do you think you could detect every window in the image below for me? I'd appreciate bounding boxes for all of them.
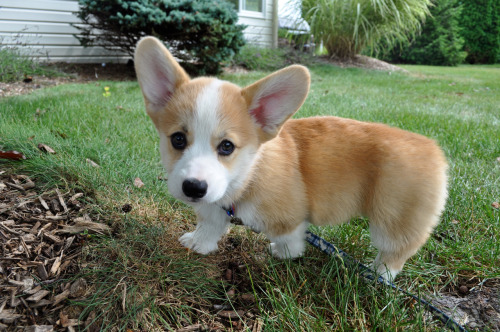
[230,0,264,14]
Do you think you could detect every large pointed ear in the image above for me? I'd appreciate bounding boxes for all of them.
[134,36,190,113]
[241,65,310,140]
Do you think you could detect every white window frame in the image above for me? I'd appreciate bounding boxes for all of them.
[235,0,266,19]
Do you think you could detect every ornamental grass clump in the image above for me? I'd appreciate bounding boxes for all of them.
[301,0,431,59]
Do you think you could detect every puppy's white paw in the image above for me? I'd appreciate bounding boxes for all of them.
[270,242,304,259]
[178,232,218,255]
[372,262,399,282]
[179,232,195,248]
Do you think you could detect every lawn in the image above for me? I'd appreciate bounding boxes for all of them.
[1,63,498,331]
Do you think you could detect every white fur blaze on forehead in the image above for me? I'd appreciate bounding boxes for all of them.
[134,36,189,112]
[242,65,310,139]
[193,79,223,137]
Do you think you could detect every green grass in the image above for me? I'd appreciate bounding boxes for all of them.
[1,64,498,330]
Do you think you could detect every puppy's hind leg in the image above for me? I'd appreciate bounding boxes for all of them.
[369,208,441,280]
[268,222,308,259]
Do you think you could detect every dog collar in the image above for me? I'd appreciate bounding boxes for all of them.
[224,203,236,218]
[223,203,243,226]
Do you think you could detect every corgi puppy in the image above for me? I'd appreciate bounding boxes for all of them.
[134,36,448,279]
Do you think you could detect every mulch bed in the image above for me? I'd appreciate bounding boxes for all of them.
[0,62,136,98]
[0,171,109,331]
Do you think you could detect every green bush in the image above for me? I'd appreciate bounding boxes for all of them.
[301,0,432,59]
[75,0,246,74]
[459,0,499,64]
[230,44,316,71]
[375,0,466,66]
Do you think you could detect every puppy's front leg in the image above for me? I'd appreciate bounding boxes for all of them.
[179,204,229,255]
[268,222,308,259]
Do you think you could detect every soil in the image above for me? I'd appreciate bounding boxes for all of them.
[1,60,499,331]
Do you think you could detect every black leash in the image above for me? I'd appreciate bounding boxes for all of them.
[305,230,467,332]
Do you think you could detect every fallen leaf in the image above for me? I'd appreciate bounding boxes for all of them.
[0,150,26,160]
[37,143,56,154]
[134,177,144,188]
[492,202,499,209]
[86,158,100,167]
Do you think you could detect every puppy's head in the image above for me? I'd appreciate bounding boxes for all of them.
[135,36,310,205]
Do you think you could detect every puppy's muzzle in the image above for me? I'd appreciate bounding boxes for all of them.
[182,178,208,199]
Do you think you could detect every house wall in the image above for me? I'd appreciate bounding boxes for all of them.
[0,0,276,63]
[0,0,129,63]
[237,0,275,48]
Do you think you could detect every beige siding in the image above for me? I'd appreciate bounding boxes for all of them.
[237,0,274,47]
[0,0,128,63]
[0,0,276,63]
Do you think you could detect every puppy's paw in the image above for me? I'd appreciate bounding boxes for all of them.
[179,232,218,255]
[179,232,196,249]
[372,261,399,282]
[270,242,304,259]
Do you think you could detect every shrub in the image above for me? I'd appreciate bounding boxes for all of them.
[230,43,316,71]
[75,0,246,74]
[301,0,432,59]
[375,0,466,66]
[459,0,499,64]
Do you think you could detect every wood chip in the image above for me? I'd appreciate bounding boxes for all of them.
[37,264,49,281]
[59,217,110,235]
[39,196,50,210]
[24,325,54,332]
[56,189,68,213]
[0,308,23,321]
[5,181,26,192]
[176,324,204,332]
[52,289,70,306]
[217,310,245,320]
[26,289,51,302]
[252,318,264,332]
[43,232,63,244]
[49,256,62,276]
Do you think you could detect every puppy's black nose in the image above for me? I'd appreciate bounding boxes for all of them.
[182,178,208,199]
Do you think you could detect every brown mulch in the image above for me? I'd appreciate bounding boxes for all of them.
[0,171,110,331]
[0,63,136,98]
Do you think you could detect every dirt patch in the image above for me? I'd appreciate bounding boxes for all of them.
[0,171,109,331]
[431,279,500,331]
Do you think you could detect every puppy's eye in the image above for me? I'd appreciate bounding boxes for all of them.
[171,132,187,150]
[217,140,235,156]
